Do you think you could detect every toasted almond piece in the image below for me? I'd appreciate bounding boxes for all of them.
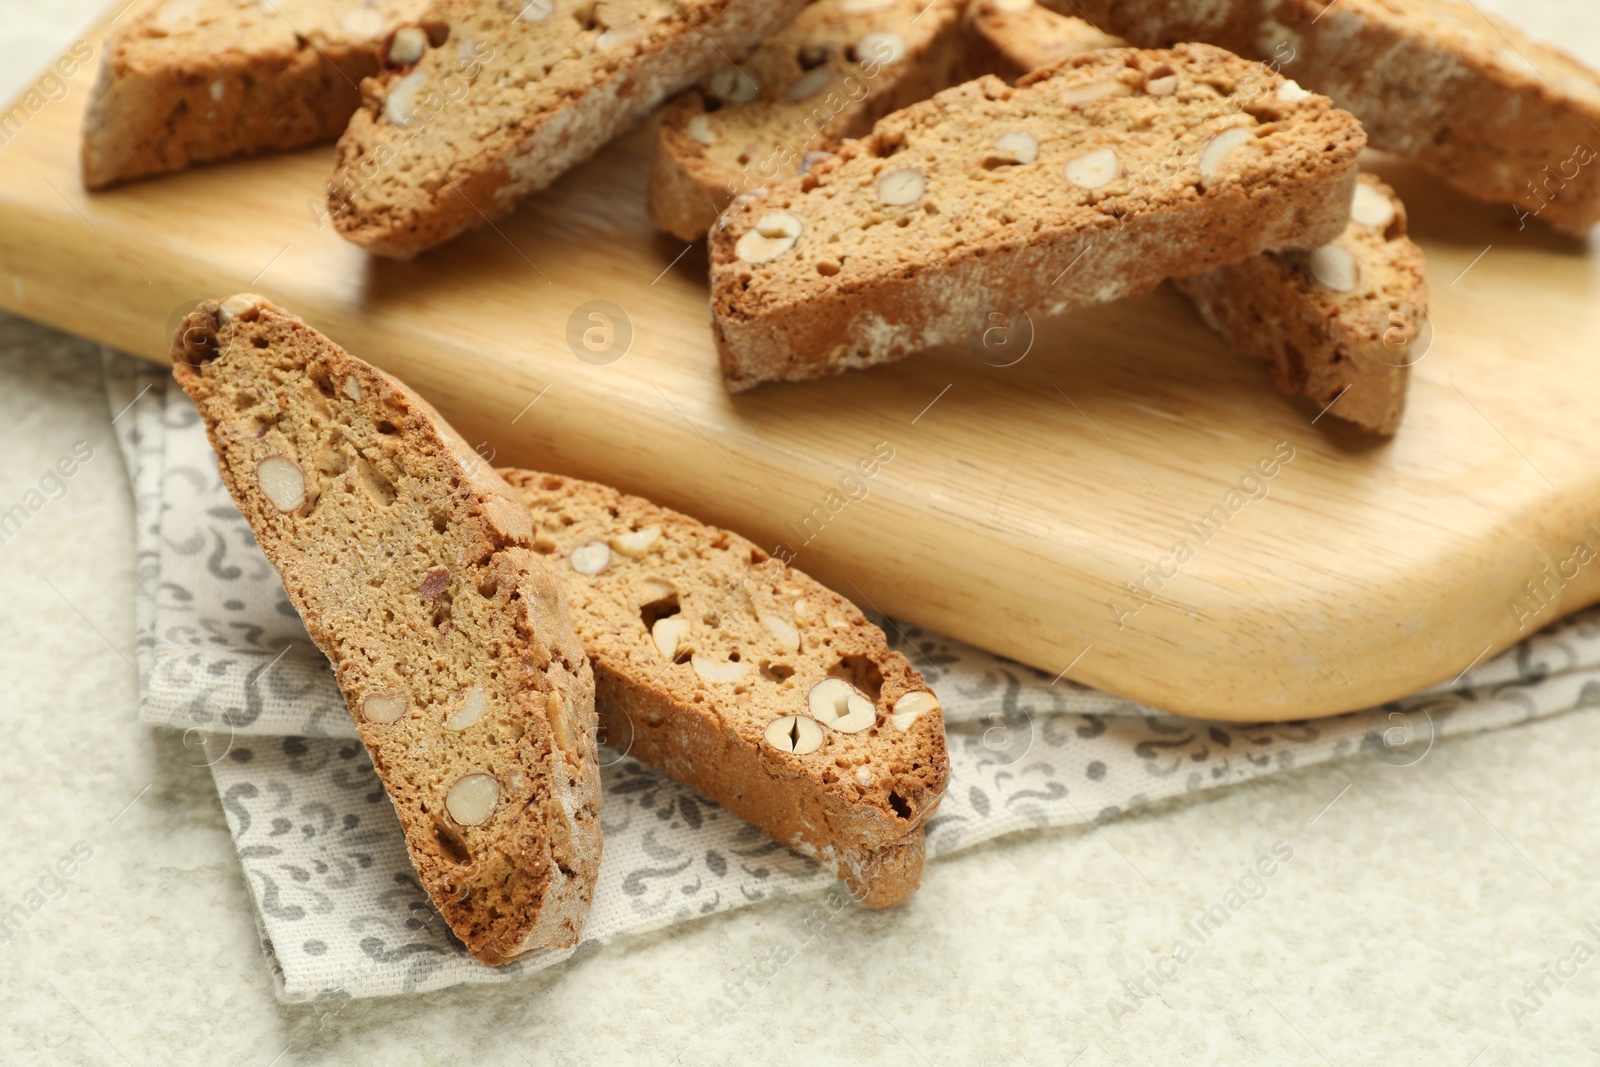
[858,31,906,65]
[993,131,1039,164]
[362,691,408,724]
[735,211,804,263]
[1277,79,1310,102]
[1199,126,1254,181]
[389,26,428,66]
[570,541,611,575]
[764,714,824,753]
[218,293,266,322]
[610,525,661,557]
[256,455,306,513]
[877,168,926,205]
[445,773,500,825]
[383,69,429,126]
[760,613,800,652]
[890,690,940,731]
[652,616,690,658]
[445,687,488,730]
[1062,80,1132,104]
[547,690,573,754]
[808,677,876,733]
[1351,182,1396,229]
[692,654,749,683]
[1311,243,1361,292]
[1065,147,1119,189]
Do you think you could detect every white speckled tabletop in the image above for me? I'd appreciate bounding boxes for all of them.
[3,2,1599,1064]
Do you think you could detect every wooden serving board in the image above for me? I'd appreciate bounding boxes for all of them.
[4,17,1599,721]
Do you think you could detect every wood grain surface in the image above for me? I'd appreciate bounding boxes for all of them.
[2,12,1598,720]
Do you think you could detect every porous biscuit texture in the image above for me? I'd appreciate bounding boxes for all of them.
[328,0,809,258]
[82,0,426,189]
[709,43,1365,390]
[171,295,601,964]
[959,0,1125,83]
[969,7,1422,432]
[499,468,950,908]
[1050,0,1600,234]
[1177,174,1428,436]
[648,0,966,242]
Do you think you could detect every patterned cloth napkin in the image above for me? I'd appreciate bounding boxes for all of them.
[106,353,1600,1004]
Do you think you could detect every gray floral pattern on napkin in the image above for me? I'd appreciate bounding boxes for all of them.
[105,353,1600,1002]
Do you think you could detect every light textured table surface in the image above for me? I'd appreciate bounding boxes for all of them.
[2,2,1598,1064]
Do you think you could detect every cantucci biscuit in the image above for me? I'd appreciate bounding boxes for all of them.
[966,6,1424,433]
[710,44,1365,389]
[648,0,965,241]
[328,0,808,257]
[1048,0,1600,234]
[82,0,426,189]
[500,468,949,908]
[1178,174,1427,436]
[172,295,601,964]
[960,0,1124,83]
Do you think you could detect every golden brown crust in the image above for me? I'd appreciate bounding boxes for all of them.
[959,0,1125,84]
[646,0,967,242]
[709,44,1366,390]
[1177,174,1427,435]
[170,295,601,963]
[646,94,730,242]
[968,10,1420,431]
[499,468,949,907]
[81,0,425,189]
[327,0,810,258]
[1051,0,1600,234]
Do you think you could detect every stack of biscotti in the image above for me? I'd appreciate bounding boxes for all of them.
[1177,175,1428,436]
[709,43,1366,390]
[172,295,602,964]
[327,0,808,258]
[959,0,1125,83]
[82,0,427,189]
[499,468,949,908]
[1046,0,1600,234]
[648,0,966,242]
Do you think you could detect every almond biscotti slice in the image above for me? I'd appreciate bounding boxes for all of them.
[328,0,808,258]
[959,0,1124,84]
[172,295,601,964]
[1176,175,1427,436]
[710,43,1365,390]
[1047,0,1600,235]
[965,7,1420,433]
[82,0,427,190]
[647,0,965,242]
[498,468,949,908]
